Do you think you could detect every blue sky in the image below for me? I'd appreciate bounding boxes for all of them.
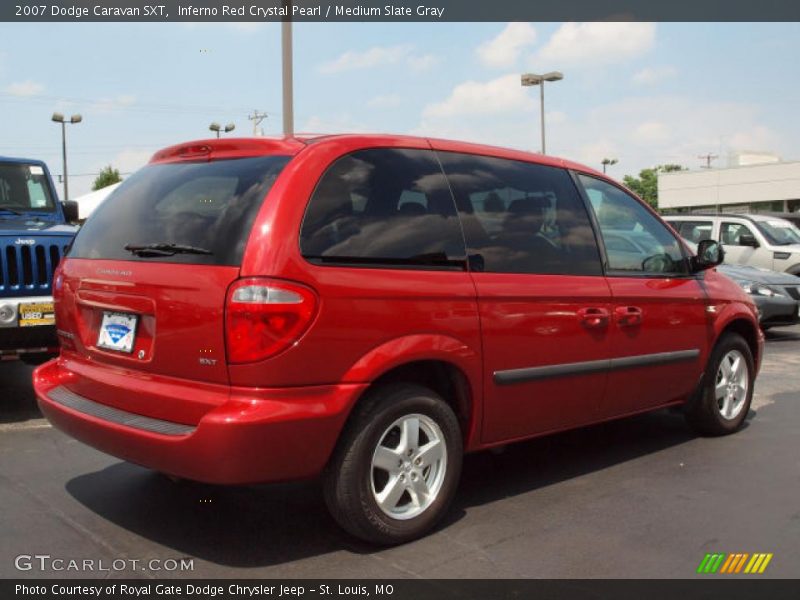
[1,21,799,198]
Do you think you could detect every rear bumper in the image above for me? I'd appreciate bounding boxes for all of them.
[34,358,367,484]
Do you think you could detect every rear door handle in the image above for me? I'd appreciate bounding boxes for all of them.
[577,307,610,328]
[615,306,643,327]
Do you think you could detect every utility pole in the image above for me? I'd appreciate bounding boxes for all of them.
[698,153,718,169]
[248,110,268,136]
[281,1,294,137]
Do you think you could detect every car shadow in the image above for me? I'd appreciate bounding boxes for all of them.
[0,361,43,425]
[65,408,713,568]
[764,327,800,343]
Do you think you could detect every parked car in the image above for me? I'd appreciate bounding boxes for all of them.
[664,213,800,275]
[0,157,78,364]
[34,135,762,544]
[716,264,800,329]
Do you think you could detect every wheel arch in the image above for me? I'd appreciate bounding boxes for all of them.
[340,335,482,449]
[716,315,761,369]
[785,263,800,276]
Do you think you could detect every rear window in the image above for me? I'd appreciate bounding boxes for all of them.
[300,148,466,270]
[69,155,290,265]
[0,162,57,213]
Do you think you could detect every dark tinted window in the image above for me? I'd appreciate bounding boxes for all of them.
[300,148,466,269]
[436,152,602,275]
[579,175,687,275]
[69,155,289,265]
[0,162,56,213]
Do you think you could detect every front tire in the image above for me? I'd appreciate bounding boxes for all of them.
[323,383,463,545]
[685,333,755,436]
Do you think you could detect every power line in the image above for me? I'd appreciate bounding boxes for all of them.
[0,92,279,117]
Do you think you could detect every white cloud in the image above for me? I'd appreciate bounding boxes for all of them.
[576,140,620,167]
[546,110,568,125]
[407,54,438,71]
[728,126,779,152]
[319,44,412,74]
[5,80,44,96]
[422,74,535,118]
[535,22,656,67]
[299,114,371,134]
[90,95,136,113]
[633,121,671,143]
[318,44,436,74]
[477,23,537,68]
[413,91,782,178]
[105,148,153,174]
[367,94,403,109]
[632,66,678,86]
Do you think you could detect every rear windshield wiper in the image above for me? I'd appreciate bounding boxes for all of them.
[124,242,213,257]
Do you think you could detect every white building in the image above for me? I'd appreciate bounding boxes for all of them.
[658,160,800,214]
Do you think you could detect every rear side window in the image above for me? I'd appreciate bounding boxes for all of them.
[69,155,290,265]
[436,152,602,275]
[300,148,466,269]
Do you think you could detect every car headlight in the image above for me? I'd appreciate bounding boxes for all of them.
[739,281,785,297]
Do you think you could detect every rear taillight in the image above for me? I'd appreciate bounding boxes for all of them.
[225,278,317,364]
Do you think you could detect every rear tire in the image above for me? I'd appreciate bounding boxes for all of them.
[323,383,462,545]
[685,333,754,436]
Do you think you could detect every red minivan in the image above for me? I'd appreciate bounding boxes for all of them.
[34,135,762,544]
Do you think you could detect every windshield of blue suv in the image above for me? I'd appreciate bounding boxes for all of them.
[0,162,57,214]
[755,219,800,246]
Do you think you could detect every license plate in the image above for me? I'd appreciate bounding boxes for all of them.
[97,312,138,353]
[19,302,55,327]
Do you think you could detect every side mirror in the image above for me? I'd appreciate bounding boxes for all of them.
[61,200,79,223]
[738,233,759,248]
[693,239,725,272]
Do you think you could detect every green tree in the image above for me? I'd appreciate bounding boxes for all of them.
[92,165,122,191]
[623,164,684,210]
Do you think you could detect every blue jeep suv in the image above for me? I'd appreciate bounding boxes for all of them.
[0,157,78,364]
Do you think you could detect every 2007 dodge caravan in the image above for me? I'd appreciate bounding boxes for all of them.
[34,135,762,544]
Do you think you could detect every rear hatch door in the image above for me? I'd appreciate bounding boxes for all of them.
[59,149,293,385]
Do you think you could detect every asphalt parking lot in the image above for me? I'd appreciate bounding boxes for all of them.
[1,327,799,580]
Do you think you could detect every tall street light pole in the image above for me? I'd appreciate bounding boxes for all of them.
[521,71,563,155]
[602,158,618,174]
[51,112,82,202]
[282,2,294,137]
